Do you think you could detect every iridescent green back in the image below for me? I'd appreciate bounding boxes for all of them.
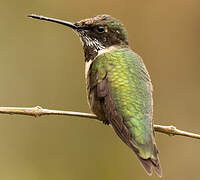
[91,47,155,159]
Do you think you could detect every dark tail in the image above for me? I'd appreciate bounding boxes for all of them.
[128,142,162,177]
[137,154,162,177]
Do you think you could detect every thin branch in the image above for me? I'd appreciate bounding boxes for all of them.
[0,106,199,140]
[153,125,200,139]
[0,106,96,119]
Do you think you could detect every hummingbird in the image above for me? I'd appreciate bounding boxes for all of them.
[28,14,162,177]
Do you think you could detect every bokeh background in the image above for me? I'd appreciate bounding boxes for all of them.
[0,0,199,179]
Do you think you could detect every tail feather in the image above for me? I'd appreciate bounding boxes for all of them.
[137,155,162,177]
[127,141,162,177]
[137,156,153,176]
[151,157,162,177]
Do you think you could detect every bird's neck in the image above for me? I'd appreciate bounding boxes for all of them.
[84,45,120,81]
[83,44,123,62]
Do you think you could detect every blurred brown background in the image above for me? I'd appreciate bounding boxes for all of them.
[0,0,199,179]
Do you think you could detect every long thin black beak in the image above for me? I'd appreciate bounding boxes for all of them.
[28,14,78,29]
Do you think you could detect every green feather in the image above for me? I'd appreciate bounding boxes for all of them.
[90,47,154,159]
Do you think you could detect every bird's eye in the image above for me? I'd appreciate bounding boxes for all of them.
[96,26,105,33]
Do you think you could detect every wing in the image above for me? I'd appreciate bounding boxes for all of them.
[87,47,161,177]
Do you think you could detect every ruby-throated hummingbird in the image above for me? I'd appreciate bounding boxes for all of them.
[28,14,162,177]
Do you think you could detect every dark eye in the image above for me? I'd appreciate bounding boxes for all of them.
[96,26,105,33]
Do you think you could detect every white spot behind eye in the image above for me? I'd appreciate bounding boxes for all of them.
[105,27,108,33]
